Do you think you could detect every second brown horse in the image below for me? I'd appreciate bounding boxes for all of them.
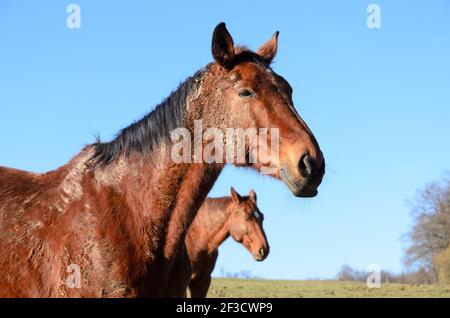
[186,188,268,298]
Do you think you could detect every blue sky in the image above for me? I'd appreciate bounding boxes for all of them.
[0,1,449,279]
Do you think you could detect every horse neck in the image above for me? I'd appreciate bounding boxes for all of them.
[92,65,230,263]
[196,197,234,252]
[117,149,224,259]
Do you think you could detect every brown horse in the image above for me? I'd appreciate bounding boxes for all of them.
[0,22,324,297]
[186,188,268,298]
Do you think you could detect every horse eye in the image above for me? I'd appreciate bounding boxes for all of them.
[239,89,255,98]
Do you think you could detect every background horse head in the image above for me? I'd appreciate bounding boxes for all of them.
[185,187,268,298]
[228,187,269,261]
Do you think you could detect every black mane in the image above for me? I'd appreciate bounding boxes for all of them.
[91,69,204,166]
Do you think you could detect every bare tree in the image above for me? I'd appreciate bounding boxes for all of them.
[336,265,366,282]
[403,173,450,283]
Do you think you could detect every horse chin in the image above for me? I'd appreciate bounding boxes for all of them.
[280,168,318,198]
[292,189,318,198]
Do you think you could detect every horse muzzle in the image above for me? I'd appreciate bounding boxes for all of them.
[253,246,269,261]
[280,156,324,198]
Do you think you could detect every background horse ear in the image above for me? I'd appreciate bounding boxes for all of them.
[212,22,235,68]
[249,189,257,201]
[230,187,242,203]
[257,31,279,64]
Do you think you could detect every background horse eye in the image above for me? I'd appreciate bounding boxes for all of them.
[238,89,255,98]
[253,210,262,221]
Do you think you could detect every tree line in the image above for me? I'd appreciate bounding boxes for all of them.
[337,173,450,284]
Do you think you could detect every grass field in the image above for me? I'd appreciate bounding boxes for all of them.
[207,278,450,298]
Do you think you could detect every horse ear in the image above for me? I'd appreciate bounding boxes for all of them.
[257,31,279,64]
[230,187,242,203]
[249,189,257,201]
[212,22,235,69]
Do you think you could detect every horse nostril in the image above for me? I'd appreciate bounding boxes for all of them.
[259,248,265,257]
[298,154,314,178]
